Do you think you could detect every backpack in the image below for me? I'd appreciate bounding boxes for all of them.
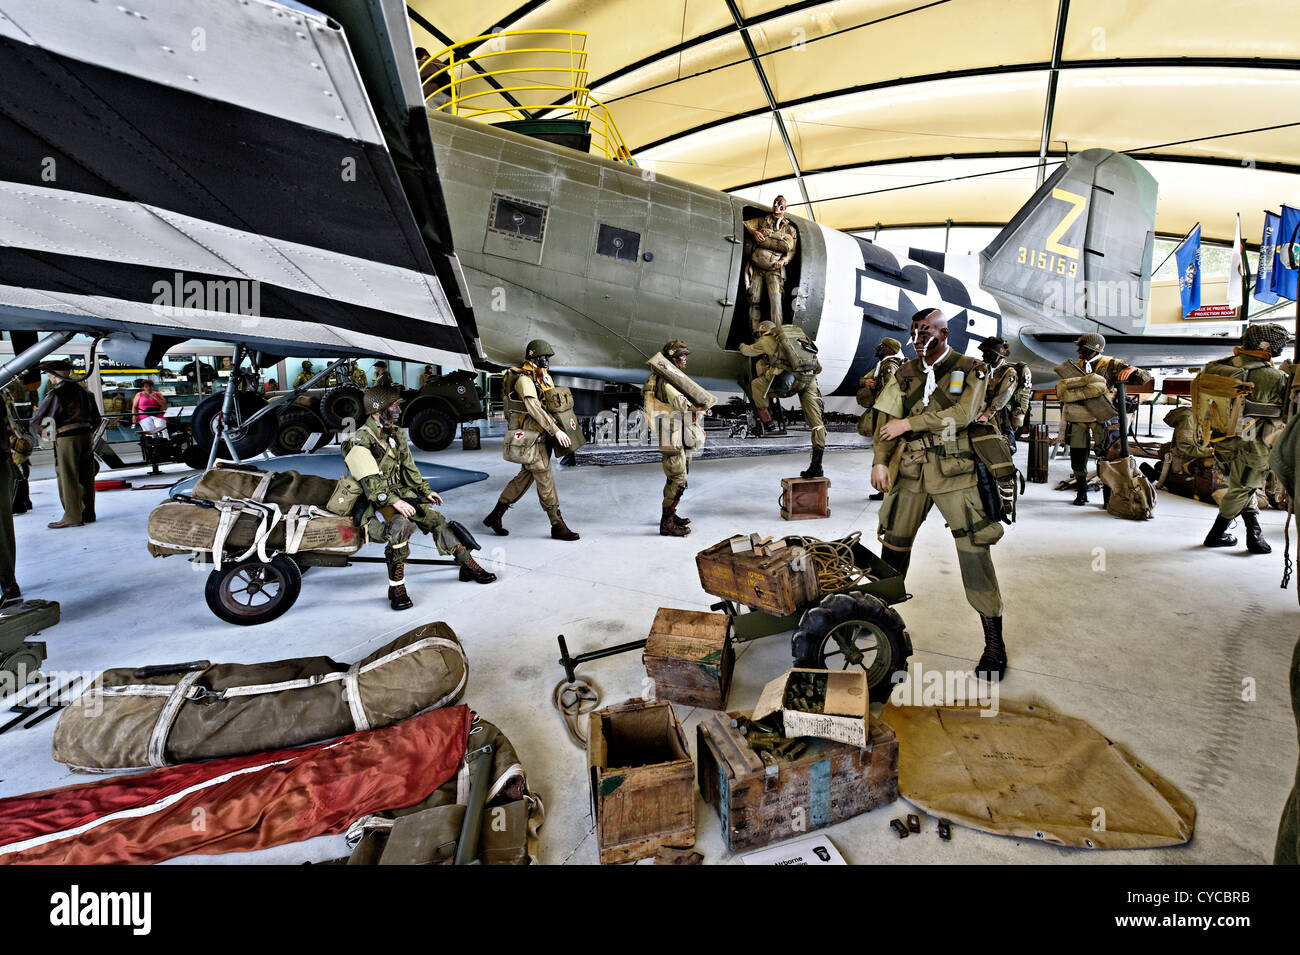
[774,325,821,376]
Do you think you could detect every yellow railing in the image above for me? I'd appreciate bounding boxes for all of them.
[418,29,636,165]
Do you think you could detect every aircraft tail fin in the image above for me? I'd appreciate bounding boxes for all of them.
[980,149,1157,335]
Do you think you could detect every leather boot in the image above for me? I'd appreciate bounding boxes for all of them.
[458,552,498,584]
[1203,515,1237,548]
[1,584,22,610]
[800,447,824,479]
[882,546,911,580]
[482,501,510,536]
[1243,512,1272,554]
[973,615,1007,681]
[660,506,690,537]
[387,560,413,611]
[667,488,690,527]
[550,513,580,541]
[1071,472,1088,506]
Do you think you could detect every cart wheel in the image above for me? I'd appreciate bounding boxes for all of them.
[204,555,302,626]
[791,591,910,703]
[0,647,43,686]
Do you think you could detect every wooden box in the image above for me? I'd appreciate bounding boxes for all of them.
[695,536,818,617]
[697,711,898,852]
[643,608,734,710]
[780,476,830,520]
[588,698,696,864]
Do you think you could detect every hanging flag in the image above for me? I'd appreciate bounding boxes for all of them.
[1256,211,1280,305]
[1174,224,1201,317]
[1277,204,1300,302]
[1226,214,1244,310]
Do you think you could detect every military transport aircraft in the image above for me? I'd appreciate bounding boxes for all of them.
[0,0,1235,459]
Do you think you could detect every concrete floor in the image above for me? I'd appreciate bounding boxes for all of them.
[0,426,1294,865]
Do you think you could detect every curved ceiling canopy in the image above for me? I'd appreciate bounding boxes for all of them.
[408,0,1300,246]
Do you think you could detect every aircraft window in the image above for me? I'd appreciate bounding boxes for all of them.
[596,224,640,262]
[489,195,546,241]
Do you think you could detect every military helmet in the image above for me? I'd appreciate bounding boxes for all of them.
[979,336,1010,357]
[1075,332,1106,353]
[662,339,689,360]
[525,339,556,362]
[301,359,313,369]
[1243,322,1288,356]
[363,385,403,416]
[771,371,796,396]
[757,321,777,335]
[879,337,902,354]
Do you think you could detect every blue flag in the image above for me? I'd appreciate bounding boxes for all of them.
[1256,211,1280,305]
[1175,224,1201,317]
[1277,204,1300,302]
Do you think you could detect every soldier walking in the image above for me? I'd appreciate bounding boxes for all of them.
[482,339,581,540]
[643,340,710,536]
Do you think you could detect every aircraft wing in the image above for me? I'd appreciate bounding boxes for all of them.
[1021,330,1241,372]
[0,0,476,367]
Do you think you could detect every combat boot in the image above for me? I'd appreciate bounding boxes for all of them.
[1242,512,1272,554]
[756,407,778,435]
[1203,515,1237,548]
[482,501,510,536]
[1071,473,1088,506]
[1,584,22,610]
[973,615,1007,682]
[881,546,911,580]
[550,513,580,541]
[660,506,690,537]
[670,491,691,527]
[800,447,824,479]
[458,553,498,584]
[387,561,413,611]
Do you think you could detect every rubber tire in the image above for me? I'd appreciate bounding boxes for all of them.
[791,591,910,703]
[204,555,302,626]
[320,384,365,431]
[182,444,209,470]
[270,409,326,456]
[407,406,455,452]
[191,390,276,458]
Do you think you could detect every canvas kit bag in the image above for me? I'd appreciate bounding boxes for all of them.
[542,385,587,452]
[51,622,469,772]
[147,467,362,566]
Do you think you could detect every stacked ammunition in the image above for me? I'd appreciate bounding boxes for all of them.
[730,715,810,762]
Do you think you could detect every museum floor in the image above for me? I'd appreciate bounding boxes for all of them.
[1,429,1293,865]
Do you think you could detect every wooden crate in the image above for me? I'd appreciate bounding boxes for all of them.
[695,537,818,617]
[643,608,733,710]
[588,698,696,864]
[697,711,898,852]
[780,476,830,520]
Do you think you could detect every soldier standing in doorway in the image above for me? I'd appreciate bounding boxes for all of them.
[745,196,798,337]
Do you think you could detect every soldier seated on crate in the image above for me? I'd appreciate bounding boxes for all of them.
[871,309,1008,682]
[338,386,495,612]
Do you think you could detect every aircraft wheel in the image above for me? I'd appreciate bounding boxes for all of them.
[192,391,276,458]
[204,555,302,626]
[791,591,910,703]
[321,385,365,430]
[406,406,455,451]
[270,409,326,456]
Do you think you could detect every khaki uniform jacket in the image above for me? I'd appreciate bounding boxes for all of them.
[341,418,433,527]
[507,364,561,439]
[643,372,703,452]
[857,355,903,408]
[34,381,101,435]
[872,349,990,493]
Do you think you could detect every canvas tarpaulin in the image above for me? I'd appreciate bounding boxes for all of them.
[880,699,1195,849]
[0,706,472,865]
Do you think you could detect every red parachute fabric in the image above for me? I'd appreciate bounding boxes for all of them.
[0,705,471,865]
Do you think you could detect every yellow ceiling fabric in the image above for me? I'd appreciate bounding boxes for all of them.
[408,0,1300,245]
